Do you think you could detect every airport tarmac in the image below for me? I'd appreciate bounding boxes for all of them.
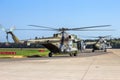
[0,49,120,80]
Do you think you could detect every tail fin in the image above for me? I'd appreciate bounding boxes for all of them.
[7,31,20,44]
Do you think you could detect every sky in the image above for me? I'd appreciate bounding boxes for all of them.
[0,0,120,42]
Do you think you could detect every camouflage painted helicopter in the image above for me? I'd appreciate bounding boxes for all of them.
[91,35,112,52]
[0,24,111,57]
[26,25,111,57]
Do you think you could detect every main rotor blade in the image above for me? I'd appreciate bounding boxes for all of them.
[70,25,111,30]
[71,29,114,31]
[15,29,56,31]
[103,35,111,37]
[28,25,57,30]
[17,24,112,32]
[98,35,111,38]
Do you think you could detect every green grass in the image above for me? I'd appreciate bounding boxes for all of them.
[0,48,49,57]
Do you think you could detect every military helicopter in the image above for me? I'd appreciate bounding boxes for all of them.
[91,35,112,52]
[26,25,112,57]
[0,24,111,57]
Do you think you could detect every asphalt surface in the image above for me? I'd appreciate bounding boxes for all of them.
[0,49,120,80]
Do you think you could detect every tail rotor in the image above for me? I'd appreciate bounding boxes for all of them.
[0,24,16,43]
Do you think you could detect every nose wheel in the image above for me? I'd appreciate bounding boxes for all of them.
[48,52,53,57]
[69,51,78,57]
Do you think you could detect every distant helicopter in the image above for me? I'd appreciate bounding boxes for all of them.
[91,35,112,52]
[0,24,111,57]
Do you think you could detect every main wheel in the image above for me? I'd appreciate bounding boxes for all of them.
[73,53,77,56]
[69,53,73,57]
[73,51,78,56]
[104,49,107,52]
[92,49,95,52]
[48,52,53,57]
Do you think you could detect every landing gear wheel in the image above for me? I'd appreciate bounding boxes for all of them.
[73,51,78,56]
[104,49,107,52]
[48,52,53,57]
[69,53,73,57]
[92,49,95,52]
[73,53,77,56]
